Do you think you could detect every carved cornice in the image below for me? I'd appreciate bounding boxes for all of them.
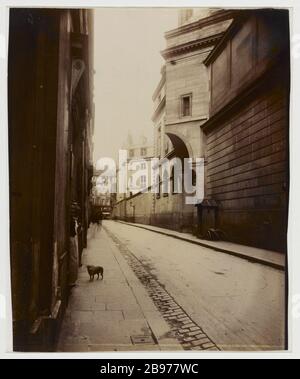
[165,9,237,40]
[161,33,224,60]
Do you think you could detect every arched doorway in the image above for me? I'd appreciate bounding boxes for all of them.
[165,132,190,160]
[152,132,195,233]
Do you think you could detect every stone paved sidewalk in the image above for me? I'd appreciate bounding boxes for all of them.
[56,224,182,352]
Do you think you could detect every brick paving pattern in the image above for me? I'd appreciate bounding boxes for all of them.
[104,226,219,351]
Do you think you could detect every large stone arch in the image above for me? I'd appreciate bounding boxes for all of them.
[165,122,205,159]
[162,131,196,233]
[165,131,192,159]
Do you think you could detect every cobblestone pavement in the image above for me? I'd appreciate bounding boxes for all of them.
[57,220,285,351]
[104,226,219,351]
[103,220,285,351]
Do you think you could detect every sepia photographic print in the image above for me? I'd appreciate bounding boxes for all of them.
[6,4,291,354]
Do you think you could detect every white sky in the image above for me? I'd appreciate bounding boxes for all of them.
[93,8,178,166]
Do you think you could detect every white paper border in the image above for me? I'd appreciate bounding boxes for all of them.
[0,0,299,359]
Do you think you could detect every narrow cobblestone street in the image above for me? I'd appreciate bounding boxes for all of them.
[57,220,285,352]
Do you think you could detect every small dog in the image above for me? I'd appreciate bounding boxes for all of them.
[87,265,104,281]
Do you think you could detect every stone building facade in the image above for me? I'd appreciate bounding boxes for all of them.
[8,9,94,351]
[201,10,290,252]
[113,9,236,232]
[112,134,154,223]
[150,9,235,232]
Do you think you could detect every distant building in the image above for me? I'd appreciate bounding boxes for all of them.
[116,134,154,199]
[113,134,154,223]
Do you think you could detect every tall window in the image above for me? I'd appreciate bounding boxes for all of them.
[140,175,147,188]
[156,175,161,199]
[162,169,169,197]
[171,167,175,195]
[141,147,147,156]
[181,94,192,117]
[129,149,134,158]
